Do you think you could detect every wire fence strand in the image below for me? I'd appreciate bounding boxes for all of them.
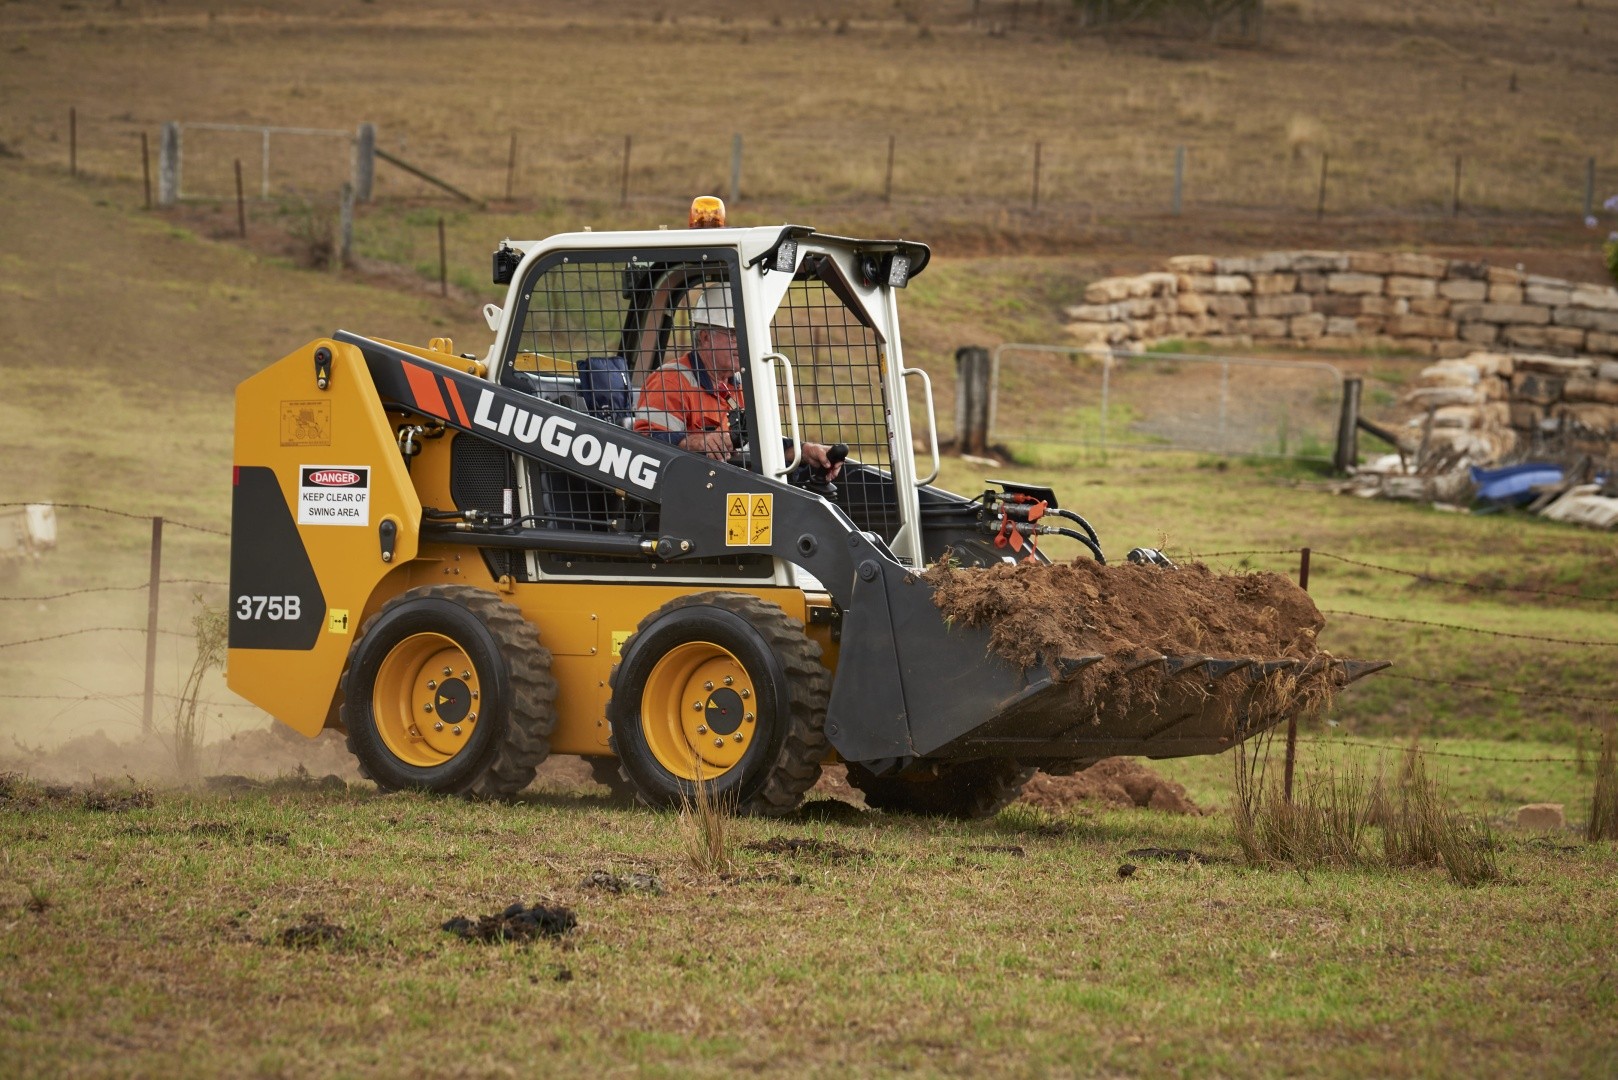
[1322,608,1618,648]
[1382,672,1618,705]
[1321,738,1580,765]
[0,627,192,649]
[0,501,226,537]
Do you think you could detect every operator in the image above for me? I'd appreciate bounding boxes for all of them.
[633,284,842,481]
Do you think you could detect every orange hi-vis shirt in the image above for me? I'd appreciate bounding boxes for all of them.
[632,353,744,445]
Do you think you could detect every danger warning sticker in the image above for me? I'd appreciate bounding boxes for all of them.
[298,465,370,527]
[723,492,773,547]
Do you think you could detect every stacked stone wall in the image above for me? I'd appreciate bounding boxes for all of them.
[1066,252,1618,360]
[1405,353,1618,465]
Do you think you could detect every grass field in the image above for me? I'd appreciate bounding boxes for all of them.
[3,3,1618,1073]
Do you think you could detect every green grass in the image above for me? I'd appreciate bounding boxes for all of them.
[2,774,1615,1077]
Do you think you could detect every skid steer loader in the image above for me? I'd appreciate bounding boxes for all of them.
[226,199,1386,817]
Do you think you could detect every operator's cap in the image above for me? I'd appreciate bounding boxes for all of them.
[689,284,735,331]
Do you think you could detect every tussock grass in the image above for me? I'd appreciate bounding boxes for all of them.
[677,763,736,876]
[1234,739,1499,885]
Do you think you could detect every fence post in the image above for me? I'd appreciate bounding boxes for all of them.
[505,131,518,201]
[730,133,742,205]
[954,346,993,455]
[354,122,376,202]
[1283,546,1311,804]
[884,135,895,204]
[1334,377,1363,473]
[142,516,163,737]
[620,135,632,208]
[234,159,246,238]
[1585,157,1597,220]
[438,216,447,297]
[141,132,152,210]
[339,181,355,268]
[1316,151,1329,220]
[1031,141,1042,210]
[69,106,77,177]
[159,122,179,206]
[1172,145,1185,216]
[1451,154,1463,217]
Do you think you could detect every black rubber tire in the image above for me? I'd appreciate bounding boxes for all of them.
[607,591,828,816]
[845,758,1035,820]
[339,585,557,798]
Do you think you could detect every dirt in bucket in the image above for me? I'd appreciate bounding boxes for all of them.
[923,558,1330,718]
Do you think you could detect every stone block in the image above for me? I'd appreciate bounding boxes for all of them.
[1067,322,1122,346]
[1565,376,1618,404]
[1486,265,1525,285]
[1127,277,1157,299]
[1515,355,1595,377]
[1510,372,1565,405]
[1406,385,1485,408]
[1555,403,1618,432]
[1445,260,1489,280]
[1409,297,1452,317]
[1553,307,1618,334]
[1347,252,1393,274]
[1525,284,1572,307]
[1515,804,1565,831]
[1361,295,1408,316]
[1487,282,1524,304]
[1084,278,1134,304]
[1212,274,1253,294]
[1387,275,1439,299]
[1139,271,1180,296]
[1329,272,1385,295]
[1254,293,1312,318]
[1468,352,1515,377]
[1571,286,1618,312]
[1439,279,1488,302]
[1589,333,1618,356]
[1354,315,1386,334]
[1297,272,1329,293]
[1252,272,1299,295]
[1600,359,1618,380]
[1248,317,1289,338]
[1434,341,1476,359]
[1479,303,1550,325]
[1420,360,1481,387]
[1389,253,1447,278]
[1066,303,1120,322]
[1394,339,1440,357]
[1216,253,1291,275]
[1290,313,1326,339]
[1509,402,1546,429]
[1432,404,1482,428]
[1176,293,1209,316]
[1387,314,1457,338]
[1325,316,1359,337]
[1288,251,1350,272]
[1313,294,1360,317]
[1206,295,1250,318]
[1502,325,1550,349]
[1544,326,1587,352]
[1166,255,1216,274]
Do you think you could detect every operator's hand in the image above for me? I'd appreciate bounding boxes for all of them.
[795,441,843,481]
[681,429,734,460]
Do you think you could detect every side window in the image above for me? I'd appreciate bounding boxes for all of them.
[770,256,902,544]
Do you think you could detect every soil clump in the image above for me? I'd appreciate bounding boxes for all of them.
[442,902,577,943]
[1017,758,1203,815]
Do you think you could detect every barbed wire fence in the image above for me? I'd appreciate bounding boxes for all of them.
[3,504,1612,797]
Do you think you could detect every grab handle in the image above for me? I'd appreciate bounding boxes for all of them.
[903,366,941,486]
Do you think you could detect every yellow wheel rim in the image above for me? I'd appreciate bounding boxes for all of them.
[372,632,482,768]
[641,641,758,781]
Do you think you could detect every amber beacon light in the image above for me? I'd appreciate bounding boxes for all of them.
[688,196,726,229]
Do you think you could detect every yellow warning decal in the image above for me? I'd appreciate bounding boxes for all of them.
[328,609,351,634]
[280,399,332,447]
[611,630,632,659]
[723,493,774,547]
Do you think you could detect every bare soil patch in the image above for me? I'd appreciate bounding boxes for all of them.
[1017,758,1204,815]
[442,902,577,944]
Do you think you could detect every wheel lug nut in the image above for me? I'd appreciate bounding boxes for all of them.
[427,679,437,690]
[462,670,472,679]
[423,703,434,713]
[468,713,476,723]
[442,667,452,677]
[693,701,703,711]
[740,689,750,699]
[713,737,724,748]
[433,721,444,731]
[703,680,714,691]
[723,676,734,686]
[471,691,479,700]
[697,725,708,735]
[733,733,743,743]
[745,713,755,723]
[452,726,462,736]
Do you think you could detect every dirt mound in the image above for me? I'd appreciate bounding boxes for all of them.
[0,724,361,786]
[1016,758,1203,815]
[442,902,577,944]
[926,559,1323,673]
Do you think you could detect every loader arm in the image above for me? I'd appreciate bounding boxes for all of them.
[342,330,1045,770]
